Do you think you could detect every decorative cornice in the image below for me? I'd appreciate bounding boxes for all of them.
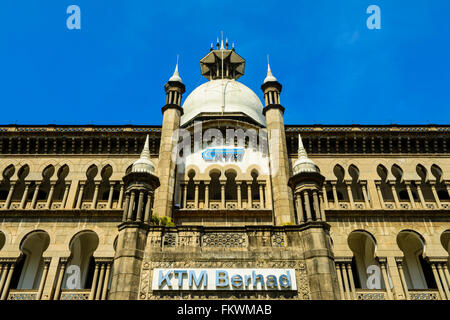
[262,104,285,116]
[161,103,184,116]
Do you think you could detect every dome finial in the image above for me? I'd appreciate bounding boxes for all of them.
[264,55,277,83]
[220,31,224,50]
[168,55,182,83]
[132,135,155,174]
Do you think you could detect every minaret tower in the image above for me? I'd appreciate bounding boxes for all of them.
[109,135,160,300]
[152,62,185,218]
[288,134,341,300]
[261,63,295,225]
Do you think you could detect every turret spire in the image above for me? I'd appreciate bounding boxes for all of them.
[292,134,319,174]
[264,57,277,83]
[168,56,182,83]
[297,134,308,159]
[132,135,155,174]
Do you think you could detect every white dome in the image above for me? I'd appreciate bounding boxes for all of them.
[180,79,266,126]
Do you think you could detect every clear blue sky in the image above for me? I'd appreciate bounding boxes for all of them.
[0,1,449,125]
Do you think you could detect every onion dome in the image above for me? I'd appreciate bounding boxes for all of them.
[293,134,319,175]
[132,135,156,174]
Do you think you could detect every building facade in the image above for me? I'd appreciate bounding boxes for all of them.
[0,43,449,301]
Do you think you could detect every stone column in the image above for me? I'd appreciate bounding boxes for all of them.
[75,182,85,209]
[53,261,66,300]
[443,264,450,293]
[31,183,40,209]
[390,182,400,209]
[152,105,183,218]
[341,262,351,300]
[92,182,100,209]
[127,191,136,221]
[95,263,106,300]
[430,183,442,209]
[437,263,450,299]
[346,263,356,300]
[265,181,273,209]
[0,263,15,300]
[194,183,199,209]
[300,223,341,299]
[182,183,187,209]
[429,263,445,299]
[322,185,329,209]
[109,222,149,300]
[295,193,304,224]
[303,191,312,222]
[61,184,70,208]
[144,192,152,223]
[312,191,321,221]
[331,181,339,209]
[259,184,265,209]
[37,261,49,300]
[122,193,130,222]
[263,105,295,225]
[396,259,409,300]
[236,182,241,209]
[415,182,426,209]
[136,191,145,222]
[89,263,100,300]
[107,184,115,209]
[20,183,30,209]
[375,182,385,209]
[204,183,209,209]
[361,183,371,209]
[335,263,345,300]
[220,182,225,209]
[247,183,252,209]
[0,264,8,295]
[101,263,111,300]
[346,182,354,209]
[45,184,55,209]
[405,182,416,209]
[5,182,15,209]
[367,180,381,209]
[118,184,124,209]
[379,258,393,300]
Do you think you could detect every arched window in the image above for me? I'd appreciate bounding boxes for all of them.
[53,165,70,202]
[99,165,113,201]
[416,164,435,202]
[333,165,348,201]
[348,165,363,201]
[83,165,98,201]
[347,231,387,289]
[0,165,15,201]
[63,231,99,289]
[11,231,50,290]
[186,170,196,201]
[250,170,260,201]
[225,170,237,201]
[377,164,394,201]
[12,165,30,202]
[209,170,221,201]
[431,165,450,200]
[0,230,5,251]
[397,231,436,289]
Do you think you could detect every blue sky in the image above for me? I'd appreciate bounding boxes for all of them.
[0,1,449,125]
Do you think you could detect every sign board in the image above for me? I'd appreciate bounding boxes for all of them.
[152,268,297,291]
